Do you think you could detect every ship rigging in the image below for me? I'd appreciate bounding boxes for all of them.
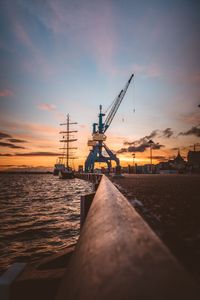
[53,114,78,179]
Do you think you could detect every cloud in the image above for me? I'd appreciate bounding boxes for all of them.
[162,128,174,138]
[0,152,60,157]
[8,138,27,143]
[29,0,118,74]
[179,126,200,137]
[117,129,168,154]
[37,103,56,111]
[6,3,54,77]
[0,118,57,136]
[0,142,26,149]
[171,147,179,151]
[2,0,117,76]
[148,155,168,162]
[0,164,16,167]
[179,111,200,125]
[14,152,60,156]
[0,131,28,144]
[124,128,174,147]
[124,130,158,146]
[152,142,164,150]
[0,89,13,97]
[117,140,164,154]
[117,148,128,154]
[0,132,11,139]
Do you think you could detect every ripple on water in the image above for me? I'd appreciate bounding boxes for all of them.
[0,174,93,274]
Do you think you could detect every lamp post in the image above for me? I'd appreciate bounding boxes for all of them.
[132,153,135,173]
[148,140,154,174]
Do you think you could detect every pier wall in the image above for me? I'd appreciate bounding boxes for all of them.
[56,175,199,300]
[75,172,102,189]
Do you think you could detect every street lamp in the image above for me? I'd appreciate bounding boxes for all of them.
[132,153,135,173]
[148,139,154,174]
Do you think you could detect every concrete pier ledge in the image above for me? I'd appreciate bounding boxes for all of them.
[56,175,199,300]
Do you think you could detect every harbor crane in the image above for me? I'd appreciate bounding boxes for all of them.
[85,74,134,173]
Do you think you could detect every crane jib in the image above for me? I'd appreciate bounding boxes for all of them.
[128,74,134,83]
[104,74,134,131]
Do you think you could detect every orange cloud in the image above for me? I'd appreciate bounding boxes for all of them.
[0,89,13,97]
[0,118,58,136]
[37,103,56,111]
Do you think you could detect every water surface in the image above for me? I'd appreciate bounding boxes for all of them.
[0,173,93,274]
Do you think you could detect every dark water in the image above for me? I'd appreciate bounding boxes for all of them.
[0,174,93,274]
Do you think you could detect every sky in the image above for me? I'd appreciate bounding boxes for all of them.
[0,0,200,170]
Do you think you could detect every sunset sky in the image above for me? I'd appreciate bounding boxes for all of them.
[0,0,200,170]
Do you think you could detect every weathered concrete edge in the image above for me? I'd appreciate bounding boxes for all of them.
[0,263,26,300]
[56,174,200,300]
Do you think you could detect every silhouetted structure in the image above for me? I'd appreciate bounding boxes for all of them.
[158,150,186,174]
[187,151,200,172]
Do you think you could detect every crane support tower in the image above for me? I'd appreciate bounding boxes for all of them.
[85,74,134,173]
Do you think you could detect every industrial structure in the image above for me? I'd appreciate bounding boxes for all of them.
[85,74,134,172]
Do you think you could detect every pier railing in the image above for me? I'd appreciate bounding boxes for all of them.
[56,175,199,300]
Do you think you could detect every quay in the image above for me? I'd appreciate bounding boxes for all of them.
[0,174,199,300]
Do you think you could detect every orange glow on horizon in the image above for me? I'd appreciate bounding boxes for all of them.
[0,131,191,170]
[0,151,166,170]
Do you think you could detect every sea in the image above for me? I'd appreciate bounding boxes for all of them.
[0,173,93,275]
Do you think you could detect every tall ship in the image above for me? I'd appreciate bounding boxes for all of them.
[53,114,78,179]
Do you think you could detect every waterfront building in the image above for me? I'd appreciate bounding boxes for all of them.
[187,151,200,172]
[169,150,186,171]
[157,150,186,174]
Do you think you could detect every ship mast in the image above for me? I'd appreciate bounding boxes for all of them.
[59,114,77,168]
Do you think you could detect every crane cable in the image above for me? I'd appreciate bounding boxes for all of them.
[104,94,118,115]
[132,76,136,113]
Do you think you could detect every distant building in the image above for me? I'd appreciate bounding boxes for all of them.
[143,164,156,174]
[78,165,84,172]
[187,151,200,172]
[157,150,186,173]
[127,165,136,174]
[169,150,186,171]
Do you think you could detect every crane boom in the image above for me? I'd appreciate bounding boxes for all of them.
[104,74,134,132]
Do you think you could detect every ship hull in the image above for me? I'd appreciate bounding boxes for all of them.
[59,169,75,179]
[53,169,59,176]
[53,163,65,176]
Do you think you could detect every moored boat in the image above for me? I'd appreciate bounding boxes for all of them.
[59,167,74,179]
[54,114,78,179]
[53,159,65,175]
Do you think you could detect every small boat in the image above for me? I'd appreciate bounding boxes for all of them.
[54,114,78,179]
[59,167,74,179]
[53,159,65,176]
